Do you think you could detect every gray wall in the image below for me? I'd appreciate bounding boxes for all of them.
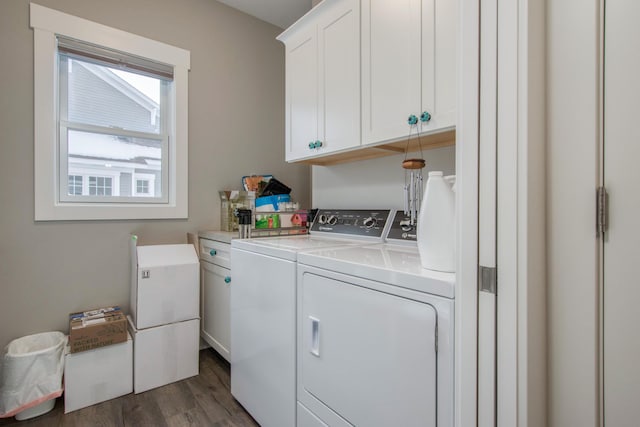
[0,0,310,349]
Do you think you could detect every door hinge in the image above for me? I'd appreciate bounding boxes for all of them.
[597,186,608,236]
[479,265,497,294]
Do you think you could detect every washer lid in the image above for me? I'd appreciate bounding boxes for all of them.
[298,243,455,298]
[231,235,374,260]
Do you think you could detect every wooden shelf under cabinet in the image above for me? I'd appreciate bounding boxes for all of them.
[295,128,456,166]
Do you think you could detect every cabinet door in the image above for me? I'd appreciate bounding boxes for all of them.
[285,28,318,162]
[200,261,230,362]
[421,0,457,132]
[362,0,422,145]
[317,0,360,154]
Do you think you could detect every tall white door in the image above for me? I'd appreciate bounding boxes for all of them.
[603,0,640,424]
[478,0,498,424]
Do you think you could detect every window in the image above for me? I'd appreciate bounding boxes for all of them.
[57,39,168,204]
[89,177,113,196]
[31,3,190,220]
[136,180,149,195]
[68,175,82,195]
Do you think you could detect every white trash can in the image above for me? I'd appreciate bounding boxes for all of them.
[0,332,66,420]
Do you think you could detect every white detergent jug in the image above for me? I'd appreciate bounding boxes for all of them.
[417,171,456,272]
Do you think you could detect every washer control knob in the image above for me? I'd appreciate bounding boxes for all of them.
[399,219,413,232]
[318,214,328,224]
[327,215,338,225]
[363,217,377,229]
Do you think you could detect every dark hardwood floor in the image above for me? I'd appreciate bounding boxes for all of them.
[0,349,258,427]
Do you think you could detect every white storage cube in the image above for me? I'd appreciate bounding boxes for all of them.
[64,332,133,413]
[130,243,199,330]
[127,316,199,394]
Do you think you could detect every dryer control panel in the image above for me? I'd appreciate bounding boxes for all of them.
[310,209,391,239]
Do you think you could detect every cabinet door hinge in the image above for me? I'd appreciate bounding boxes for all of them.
[597,186,608,236]
[479,265,497,295]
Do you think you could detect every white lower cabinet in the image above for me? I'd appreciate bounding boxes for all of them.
[199,238,231,362]
[200,261,231,361]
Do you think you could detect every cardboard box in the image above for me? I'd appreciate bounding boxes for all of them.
[68,310,128,353]
[64,332,133,413]
[127,315,199,394]
[130,243,199,330]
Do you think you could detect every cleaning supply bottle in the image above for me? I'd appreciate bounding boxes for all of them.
[417,172,456,272]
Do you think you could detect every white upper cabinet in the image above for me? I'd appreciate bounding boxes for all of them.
[279,0,360,162]
[361,0,457,145]
[279,0,456,164]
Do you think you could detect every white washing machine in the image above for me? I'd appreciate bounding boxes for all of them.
[295,210,455,427]
[230,209,392,427]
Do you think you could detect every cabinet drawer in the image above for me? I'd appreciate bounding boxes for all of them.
[199,239,231,268]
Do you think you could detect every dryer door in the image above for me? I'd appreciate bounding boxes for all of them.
[299,272,438,427]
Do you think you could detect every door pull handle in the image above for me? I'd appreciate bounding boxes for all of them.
[310,316,320,357]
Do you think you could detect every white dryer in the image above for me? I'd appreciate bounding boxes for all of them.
[230,209,392,427]
[295,210,455,427]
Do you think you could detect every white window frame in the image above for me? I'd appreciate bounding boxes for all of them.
[31,3,190,220]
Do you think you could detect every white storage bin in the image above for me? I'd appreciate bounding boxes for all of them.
[130,241,199,330]
[127,316,199,394]
[64,332,133,413]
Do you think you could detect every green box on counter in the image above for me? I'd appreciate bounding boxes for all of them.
[255,213,280,229]
[255,212,308,229]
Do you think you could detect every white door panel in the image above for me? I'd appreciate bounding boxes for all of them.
[478,0,498,424]
[318,0,360,152]
[299,272,437,427]
[361,0,421,144]
[604,0,640,424]
[230,248,296,427]
[287,31,318,161]
[297,403,329,427]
